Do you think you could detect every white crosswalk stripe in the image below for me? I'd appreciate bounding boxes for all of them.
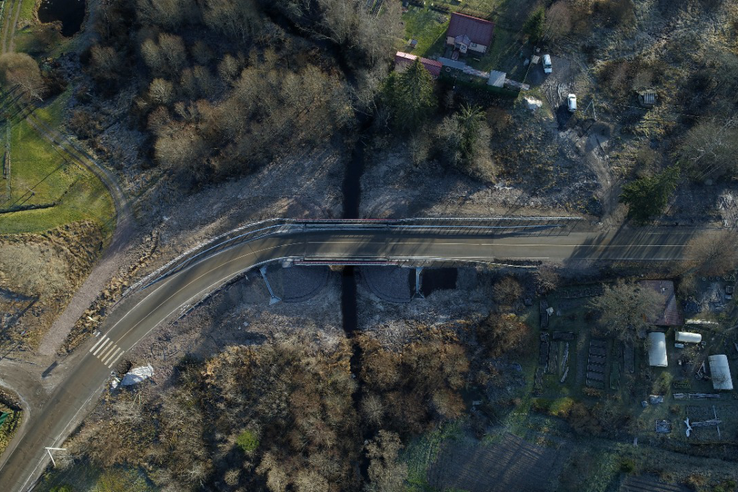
[102,347,122,367]
[92,338,110,356]
[89,335,125,368]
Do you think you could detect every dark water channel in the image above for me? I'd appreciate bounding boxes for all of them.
[421,268,458,297]
[38,0,85,37]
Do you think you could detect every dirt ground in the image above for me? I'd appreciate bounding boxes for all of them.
[122,266,345,386]
[356,266,489,350]
[428,432,568,492]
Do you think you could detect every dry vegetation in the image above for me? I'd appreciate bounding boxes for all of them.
[0,221,103,349]
[75,0,402,189]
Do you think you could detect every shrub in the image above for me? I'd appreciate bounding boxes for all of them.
[236,429,259,453]
[619,458,635,473]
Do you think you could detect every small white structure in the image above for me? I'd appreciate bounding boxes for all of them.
[121,364,154,386]
[708,355,733,391]
[488,70,506,88]
[648,332,668,367]
[675,331,702,344]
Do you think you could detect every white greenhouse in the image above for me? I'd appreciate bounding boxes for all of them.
[675,331,702,344]
[708,355,734,391]
[648,332,668,368]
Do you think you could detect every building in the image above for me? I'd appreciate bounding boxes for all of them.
[708,354,733,391]
[639,280,683,326]
[675,331,702,344]
[648,332,667,367]
[446,13,494,54]
[394,51,443,78]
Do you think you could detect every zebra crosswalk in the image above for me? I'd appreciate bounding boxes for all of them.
[89,334,124,368]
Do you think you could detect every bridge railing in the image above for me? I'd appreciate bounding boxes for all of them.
[127,216,583,294]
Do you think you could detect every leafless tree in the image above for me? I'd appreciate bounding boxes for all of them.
[589,279,665,342]
[680,117,738,179]
[0,53,45,101]
[136,0,195,29]
[685,229,738,276]
[148,78,174,105]
[89,45,122,80]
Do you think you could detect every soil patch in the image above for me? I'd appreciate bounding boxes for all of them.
[428,433,566,492]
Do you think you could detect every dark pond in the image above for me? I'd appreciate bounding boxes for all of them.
[38,0,85,37]
[421,268,458,297]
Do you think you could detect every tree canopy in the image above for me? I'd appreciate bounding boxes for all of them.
[383,58,437,131]
[619,165,680,223]
[0,53,45,101]
[589,280,665,342]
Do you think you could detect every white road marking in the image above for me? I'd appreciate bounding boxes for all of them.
[107,351,124,368]
[91,338,110,356]
[98,343,117,362]
[89,336,106,353]
[102,347,122,366]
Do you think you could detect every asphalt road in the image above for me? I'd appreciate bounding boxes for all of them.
[0,225,701,490]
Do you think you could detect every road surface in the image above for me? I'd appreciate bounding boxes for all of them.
[0,224,701,490]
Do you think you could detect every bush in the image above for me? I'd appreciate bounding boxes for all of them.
[619,458,635,473]
[236,429,259,453]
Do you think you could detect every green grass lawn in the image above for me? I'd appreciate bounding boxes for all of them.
[403,419,464,491]
[0,108,115,236]
[401,6,449,56]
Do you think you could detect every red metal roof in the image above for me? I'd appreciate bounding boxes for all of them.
[639,280,683,326]
[447,12,494,47]
[395,51,443,77]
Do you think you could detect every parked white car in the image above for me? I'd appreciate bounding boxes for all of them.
[542,54,552,74]
[567,94,577,112]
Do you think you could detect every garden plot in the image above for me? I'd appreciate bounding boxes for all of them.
[428,433,566,492]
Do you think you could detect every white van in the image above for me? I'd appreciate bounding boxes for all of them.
[542,54,552,74]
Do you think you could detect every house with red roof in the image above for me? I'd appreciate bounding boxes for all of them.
[394,51,443,79]
[446,12,494,55]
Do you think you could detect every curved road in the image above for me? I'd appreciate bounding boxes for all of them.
[0,223,700,490]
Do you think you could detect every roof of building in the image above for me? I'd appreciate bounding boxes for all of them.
[648,332,668,367]
[395,51,443,77]
[708,354,733,391]
[488,70,506,87]
[438,56,466,70]
[639,280,683,326]
[447,13,494,47]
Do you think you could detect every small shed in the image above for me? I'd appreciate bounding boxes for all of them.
[675,331,702,344]
[638,90,657,107]
[395,51,443,78]
[648,332,668,367]
[708,354,733,391]
[488,70,506,87]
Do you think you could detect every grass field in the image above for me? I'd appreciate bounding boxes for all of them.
[401,0,528,81]
[0,105,115,236]
[36,463,155,492]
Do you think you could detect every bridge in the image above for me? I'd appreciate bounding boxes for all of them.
[0,217,702,491]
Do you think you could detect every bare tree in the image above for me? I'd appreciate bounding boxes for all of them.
[141,37,164,73]
[202,0,263,44]
[365,430,408,492]
[0,53,45,101]
[545,1,573,41]
[589,279,665,342]
[158,33,187,75]
[136,0,195,29]
[148,78,174,105]
[685,229,738,276]
[680,117,738,179]
[89,44,122,80]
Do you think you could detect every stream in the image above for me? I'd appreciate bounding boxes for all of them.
[341,126,371,479]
